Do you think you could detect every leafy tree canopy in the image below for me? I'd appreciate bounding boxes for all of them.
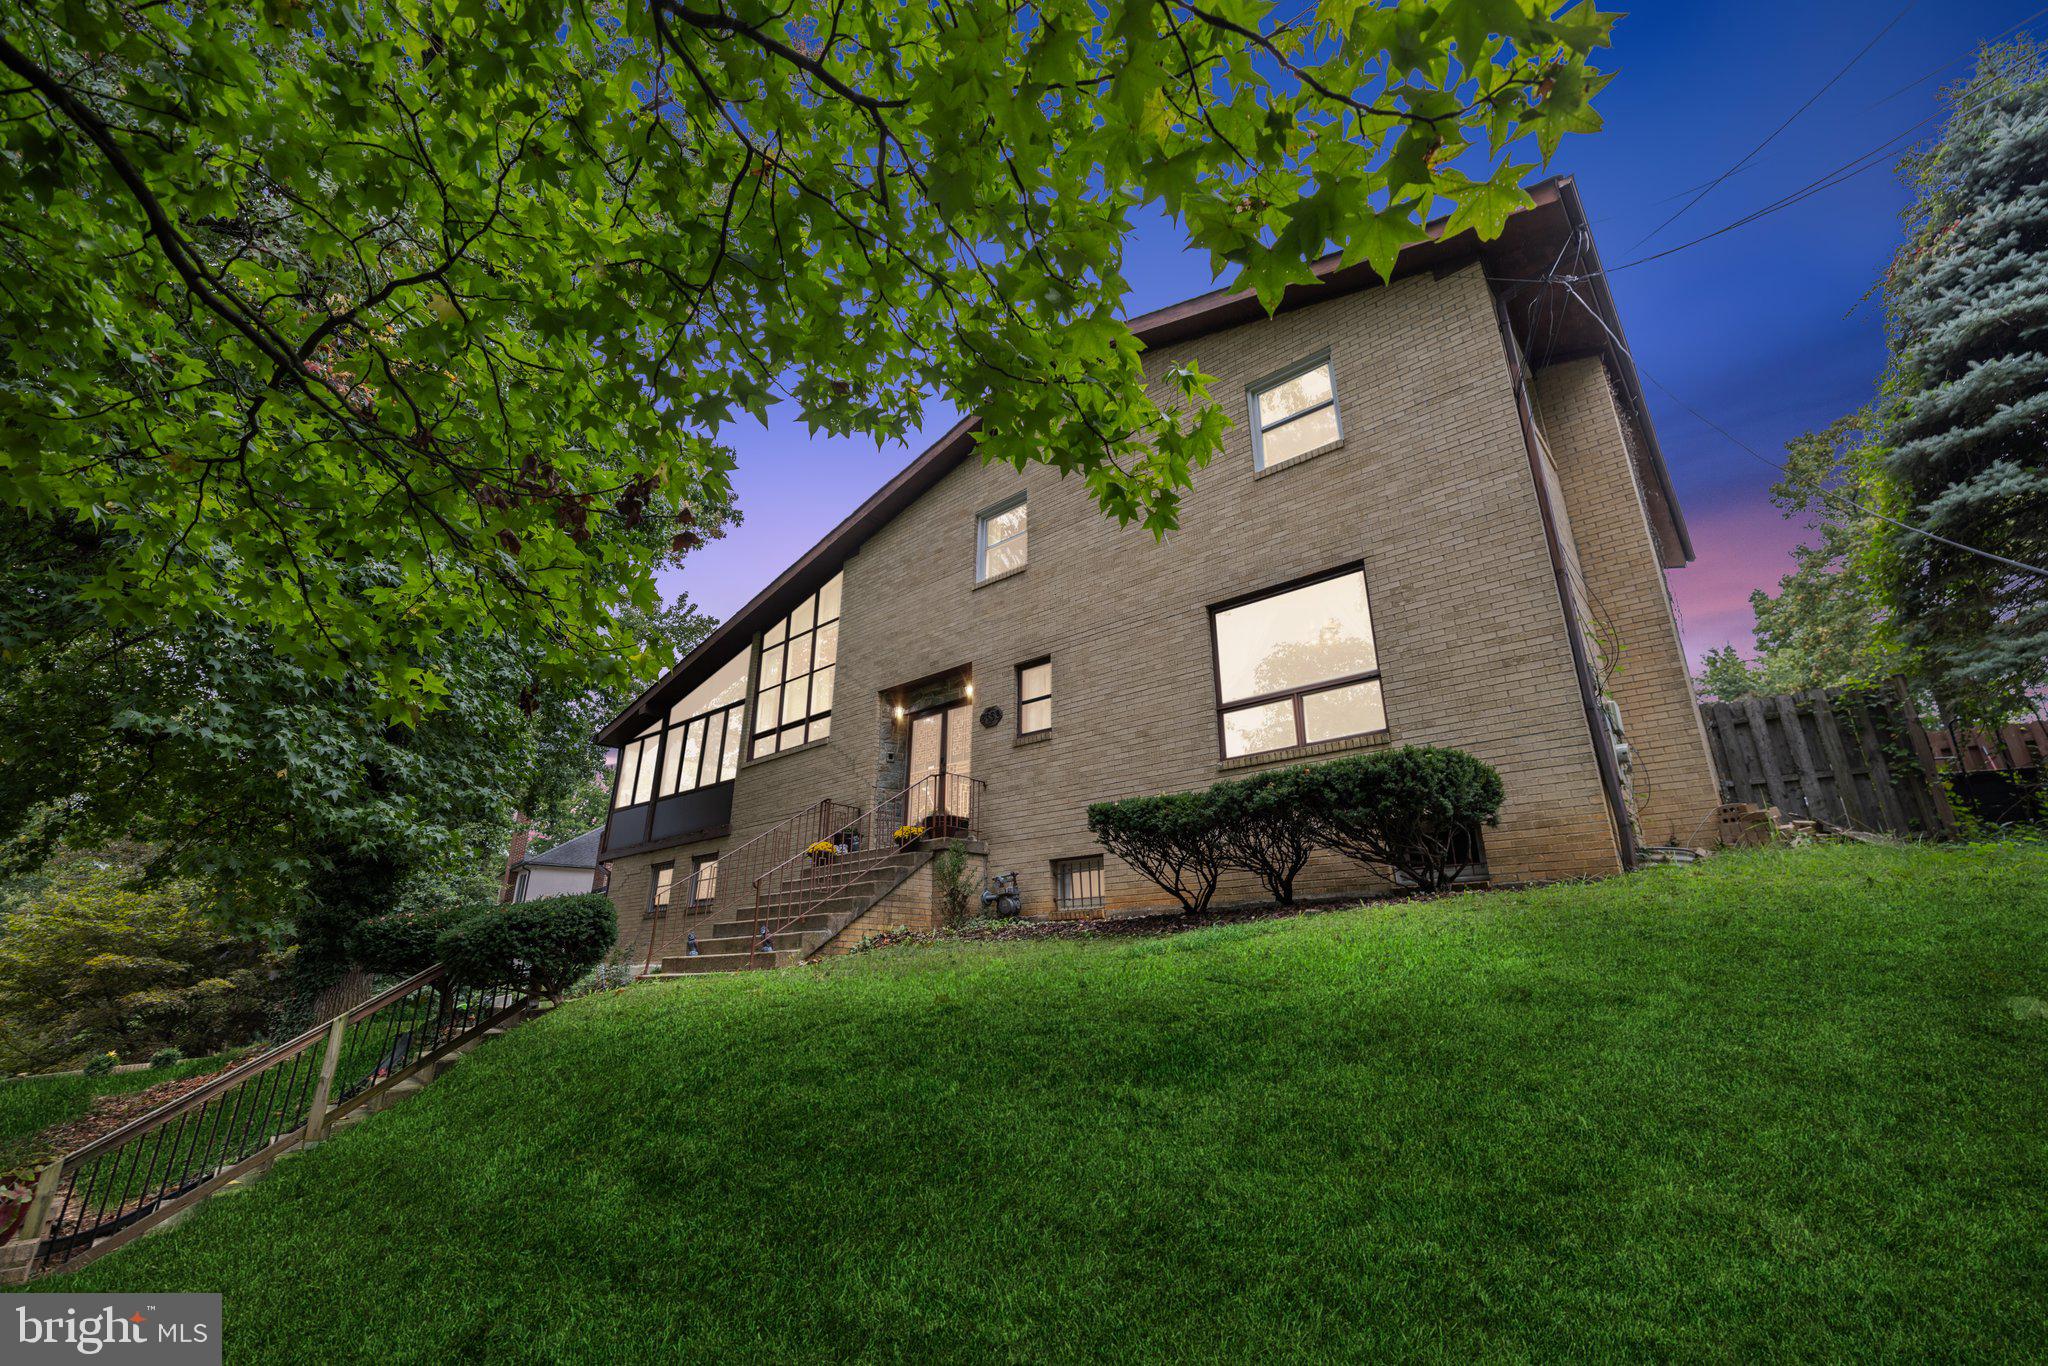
[1,0,1617,723]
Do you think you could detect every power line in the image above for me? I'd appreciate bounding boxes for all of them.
[1627,0,1920,253]
[1535,271,2048,581]
[1866,3,2048,108]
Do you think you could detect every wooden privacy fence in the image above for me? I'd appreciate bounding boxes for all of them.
[1698,680,1955,838]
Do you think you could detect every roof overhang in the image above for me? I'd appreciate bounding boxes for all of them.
[597,175,1690,747]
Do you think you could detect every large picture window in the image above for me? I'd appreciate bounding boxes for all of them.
[1210,567,1385,759]
[753,572,842,758]
[1248,355,1342,471]
[658,651,748,797]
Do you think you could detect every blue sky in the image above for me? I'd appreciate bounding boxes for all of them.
[660,0,2041,666]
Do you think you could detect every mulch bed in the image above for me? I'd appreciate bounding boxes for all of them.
[847,891,1466,953]
[26,1059,245,1167]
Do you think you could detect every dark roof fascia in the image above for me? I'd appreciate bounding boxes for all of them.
[597,175,1686,744]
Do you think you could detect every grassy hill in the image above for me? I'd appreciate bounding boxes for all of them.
[36,843,2048,1361]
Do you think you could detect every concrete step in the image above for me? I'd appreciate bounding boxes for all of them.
[655,947,809,975]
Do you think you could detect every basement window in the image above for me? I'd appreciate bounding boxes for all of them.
[1053,856,1105,915]
[1248,354,1343,471]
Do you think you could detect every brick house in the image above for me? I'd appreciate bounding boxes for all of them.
[593,177,1722,973]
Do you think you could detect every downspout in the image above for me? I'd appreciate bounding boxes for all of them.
[1489,288,1640,871]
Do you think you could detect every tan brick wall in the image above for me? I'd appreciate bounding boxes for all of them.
[683,264,1625,922]
[1531,358,1722,848]
[606,839,724,970]
[811,854,986,956]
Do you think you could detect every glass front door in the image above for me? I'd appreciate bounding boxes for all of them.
[906,702,972,830]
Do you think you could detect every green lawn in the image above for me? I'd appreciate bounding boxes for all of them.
[36,843,2048,1361]
[0,1057,230,1176]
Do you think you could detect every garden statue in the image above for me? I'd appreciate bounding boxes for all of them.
[686,931,699,957]
[757,924,774,953]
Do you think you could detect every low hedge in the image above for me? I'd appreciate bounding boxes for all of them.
[349,905,475,977]
[435,893,616,1000]
[1088,747,1504,909]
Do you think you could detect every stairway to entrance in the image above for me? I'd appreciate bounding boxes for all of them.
[654,771,985,975]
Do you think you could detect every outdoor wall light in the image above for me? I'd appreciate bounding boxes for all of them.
[965,683,975,698]
[893,704,906,720]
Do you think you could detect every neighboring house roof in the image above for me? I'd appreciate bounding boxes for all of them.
[516,826,605,871]
[598,174,1685,748]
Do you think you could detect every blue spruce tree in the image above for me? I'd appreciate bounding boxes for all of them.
[1884,44,2048,723]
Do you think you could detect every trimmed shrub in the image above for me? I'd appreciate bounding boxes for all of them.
[1085,789,1225,913]
[349,905,475,977]
[1302,746,1504,892]
[82,1051,116,1076]
[149,1046,184,1069]
[435,894,617,1000]
[1211,766,1319,906]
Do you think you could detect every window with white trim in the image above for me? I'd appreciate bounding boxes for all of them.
[1248,355,1343,470]
[752,572,842,758]
[1210,566,1385,759]
[976,495,1027,581]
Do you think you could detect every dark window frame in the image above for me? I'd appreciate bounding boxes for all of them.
[1052,856,1105,915]
[1246,351,1344,472]
[1016,656,1052,736]
[750,576,842,760]
[688,853,719,907]
[1207,562,1385,760]
[646,861,675,919]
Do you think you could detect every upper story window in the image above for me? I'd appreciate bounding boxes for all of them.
[1017,658,1051,735]
[611,716,663,810]
[1248,355,1343,471]
[976,495,1028,581]
[753,572,842,758]
[658,651,748,797]
[1210,566,1385,759]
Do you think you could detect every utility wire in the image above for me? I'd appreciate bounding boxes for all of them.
[1532,269,2048,581]
[1627,0,1920,252]
[1866,3,2048,108]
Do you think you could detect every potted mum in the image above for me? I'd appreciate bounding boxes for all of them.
[892,822,926,850]
[806,839,839,867]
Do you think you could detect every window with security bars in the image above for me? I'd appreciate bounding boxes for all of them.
[752,572,842,758]
[1017,658,1051,735]
[1053,856,1104,915]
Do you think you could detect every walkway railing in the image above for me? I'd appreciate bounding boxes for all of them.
[750,772,983,956]
[14,964,526,1276]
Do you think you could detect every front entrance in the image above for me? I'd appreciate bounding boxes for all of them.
[906,702,973,834]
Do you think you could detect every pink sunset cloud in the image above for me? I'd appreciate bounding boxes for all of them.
[1667,496,1814,666]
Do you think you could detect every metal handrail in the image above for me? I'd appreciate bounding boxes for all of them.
[749,772,983,956]
[21,963,527,1276]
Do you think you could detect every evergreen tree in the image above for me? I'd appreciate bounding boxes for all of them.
[1883,42,2048,724]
